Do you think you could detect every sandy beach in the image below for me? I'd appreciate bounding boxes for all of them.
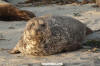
[1,2,100,65]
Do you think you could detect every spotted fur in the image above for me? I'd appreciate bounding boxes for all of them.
[9,15,93,56]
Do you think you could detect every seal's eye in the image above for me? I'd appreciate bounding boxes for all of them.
[31,23,35,26]
[29,23,35,29]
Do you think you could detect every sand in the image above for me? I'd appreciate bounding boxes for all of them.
[1,2,100,65]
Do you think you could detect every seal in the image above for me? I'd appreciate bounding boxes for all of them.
[9,15,93,56]
[0,3,36,21]
[96,0,100,7]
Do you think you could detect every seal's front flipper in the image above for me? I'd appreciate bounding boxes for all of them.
[8,48,20,54]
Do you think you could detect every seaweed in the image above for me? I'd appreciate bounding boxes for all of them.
[84,40,100,48]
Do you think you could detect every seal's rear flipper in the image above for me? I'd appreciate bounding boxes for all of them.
[86,27,93,35]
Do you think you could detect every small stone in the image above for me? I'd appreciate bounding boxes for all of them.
[0,33,6,40]
[92,48,98,52]
[8,26,15,29]
[87,50,92,52]
[73,13,81,17]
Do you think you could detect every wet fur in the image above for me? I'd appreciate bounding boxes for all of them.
[0,3,35,21]
[9,15,92,56]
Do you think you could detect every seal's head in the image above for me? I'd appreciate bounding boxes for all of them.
[17,10,36,20]
[24,18,51,42]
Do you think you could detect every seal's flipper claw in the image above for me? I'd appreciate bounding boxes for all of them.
[8,49,20,54]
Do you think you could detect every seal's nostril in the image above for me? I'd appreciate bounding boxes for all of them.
[35,28,40,34]
[41,24,45,27]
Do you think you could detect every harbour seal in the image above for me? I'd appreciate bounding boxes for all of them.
[0,3,35,21]
[9,15,93,56]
